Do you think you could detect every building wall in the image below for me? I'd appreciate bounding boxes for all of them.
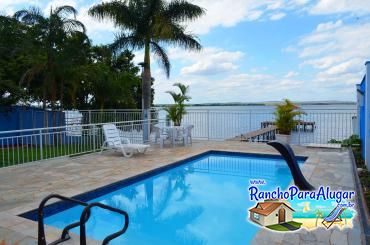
[365,63,370,168]
[250,211,265,226]
[250,204,293,226]
[357,67,369,168]
[263,205,293,226]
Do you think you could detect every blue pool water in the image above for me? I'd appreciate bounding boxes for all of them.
[43,152,304,244]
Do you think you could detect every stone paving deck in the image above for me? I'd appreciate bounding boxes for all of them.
[0,141,364,244]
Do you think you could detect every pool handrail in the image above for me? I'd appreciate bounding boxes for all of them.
[79,202,129,245]
[37,194,89,245]
[267,140,314,190]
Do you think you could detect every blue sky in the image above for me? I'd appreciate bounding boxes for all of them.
[2,0,370,104]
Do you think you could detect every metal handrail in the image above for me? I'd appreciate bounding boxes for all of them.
[79,202,129,245]
[38,194,89,245]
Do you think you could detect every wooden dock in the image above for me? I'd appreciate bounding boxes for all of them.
[261,120,315,132]
[228,125,277,142]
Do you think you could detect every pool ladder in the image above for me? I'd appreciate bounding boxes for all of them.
[38,194,129,245]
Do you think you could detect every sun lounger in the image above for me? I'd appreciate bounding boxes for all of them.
[322,205,345,229]
[101,123,150,157]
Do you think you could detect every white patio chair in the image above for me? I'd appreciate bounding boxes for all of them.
[101,124,150,157]
[182,124,194,145]
[153,124,165,143]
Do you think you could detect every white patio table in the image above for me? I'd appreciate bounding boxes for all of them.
[165,126,185,147]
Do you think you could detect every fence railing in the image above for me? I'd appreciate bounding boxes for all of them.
[0,107,357,167]
[78,109,159,124]
[181,108,357,144]
[0,119,165,167]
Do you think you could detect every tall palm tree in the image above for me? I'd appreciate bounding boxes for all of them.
[14,6,86,110]
[89,0,205,140]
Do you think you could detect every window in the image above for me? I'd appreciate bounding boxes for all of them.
[253,213,260,220]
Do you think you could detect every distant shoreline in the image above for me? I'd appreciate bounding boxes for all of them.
[154,101,356,107]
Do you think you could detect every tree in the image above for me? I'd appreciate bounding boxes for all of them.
[0,15,30,107]
[164,83,191,126]
[14,6,86,110]
[88,0,205,139]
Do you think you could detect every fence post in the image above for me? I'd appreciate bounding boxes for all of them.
[298,115,301,145]
[207,110,210,140]
[88,110,92,124]
[92,125,96,151]
[39,129,43,160]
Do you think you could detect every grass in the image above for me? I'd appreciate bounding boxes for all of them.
[266,221,302,232]
[0,139,102,167]
[266,224,290,231]
[288,221,303,228]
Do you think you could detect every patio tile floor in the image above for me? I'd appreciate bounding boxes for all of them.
[0,141,364,244]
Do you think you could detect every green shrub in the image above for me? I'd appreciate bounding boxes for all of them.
[274,99,304,135]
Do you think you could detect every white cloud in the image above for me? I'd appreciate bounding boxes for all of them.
[76,5,116,37]
[186,0,311,34]
[310,0,370,15]
[316,20,343,32]
[285,71,299,78]
[291,0,310,6]
[267,1,284,10]
[186,0,267,34]
[167,47,244,76]
[294,21,370,88]
[270,12,286,21]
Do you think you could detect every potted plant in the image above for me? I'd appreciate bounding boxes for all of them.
[274,99,304,144]
[164,83,191,126]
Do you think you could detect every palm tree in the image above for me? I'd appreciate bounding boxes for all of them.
[315,209,323,227]
[88,0,205,140]
[14,6,86,111]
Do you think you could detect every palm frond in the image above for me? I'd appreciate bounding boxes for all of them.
[55,5,78,18]
[159,23,202,50]
[13,7,44,25]
[111,32,145,52]
[150,41,170,77]
[63,19,86,33]
[165,0,205,22]
[88,1,136,29]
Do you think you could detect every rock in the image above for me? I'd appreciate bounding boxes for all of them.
[348,227,362,245]
[251,229,284,245]
[330,228,348,245]
[281,233,300,245]
[300,231,317,243]
[312,227,331,243]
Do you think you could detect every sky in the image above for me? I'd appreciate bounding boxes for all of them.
[2,0,370,104]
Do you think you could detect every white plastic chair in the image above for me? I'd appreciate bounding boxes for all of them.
[154,124,176,148]
[182,124,194,145]
[153,124,165,143]
[101,124,150,157]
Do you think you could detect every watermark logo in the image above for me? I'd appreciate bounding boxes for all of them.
[247,182,356,232]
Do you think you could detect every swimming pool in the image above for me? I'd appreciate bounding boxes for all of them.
[21,151,306,244]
